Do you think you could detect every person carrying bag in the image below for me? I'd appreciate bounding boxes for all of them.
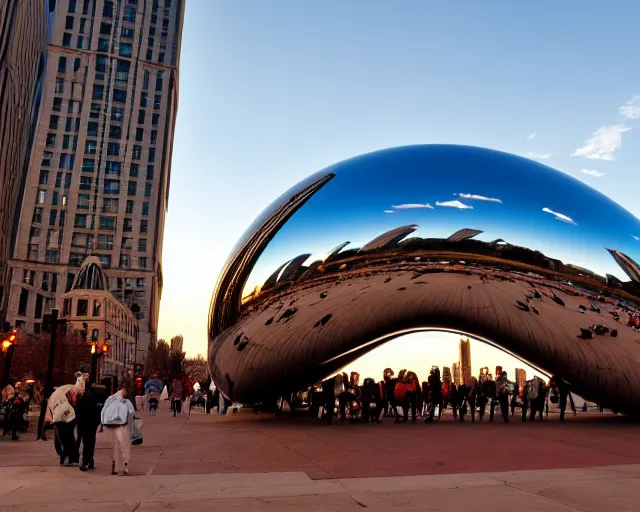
[101,387,135,475]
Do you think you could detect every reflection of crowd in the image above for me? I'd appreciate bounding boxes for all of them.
[311,368,579,425]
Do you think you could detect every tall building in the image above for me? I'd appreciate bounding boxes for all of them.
[442,366,451,383]
[452,362,461,387]
[515,368,526,396]
[170,334,183,354]
[606,249,640,283]
[0,1,52,327]
[4,0,184,363]
[459,336,472,384]
[495,365,503,378]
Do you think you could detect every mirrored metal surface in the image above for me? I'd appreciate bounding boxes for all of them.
[209,145,640,414]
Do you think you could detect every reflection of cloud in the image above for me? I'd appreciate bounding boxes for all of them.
[571,125,631,160]
[542,207,577,225]
[526,132,537,140]
[580,169,606,178]
[526,152,551,160]
[632,235,640,241]
[436,200,473,209]
[384,210,394,214]
[458,193,502,203]
[620,94,640,120]
[392,203,434,210]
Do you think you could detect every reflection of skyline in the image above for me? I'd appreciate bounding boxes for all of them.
[242,146,640,296]
[244,223,640,303]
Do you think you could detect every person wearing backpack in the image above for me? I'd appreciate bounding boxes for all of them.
[101,385,135,475]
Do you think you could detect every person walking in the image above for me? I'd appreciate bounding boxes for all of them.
[495,371,513,423]
[46,384,83,465]
[101,385,135,476]
[76,384,107,471]
[171,377,183,417]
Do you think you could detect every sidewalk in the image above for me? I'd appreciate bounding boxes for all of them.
[2,409,640,510]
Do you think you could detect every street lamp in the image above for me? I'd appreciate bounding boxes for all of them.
[1,328,17,388]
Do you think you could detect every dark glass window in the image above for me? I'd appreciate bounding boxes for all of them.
[113,89,127,103]
[63,33,72,47]
[68,0,77,12]
[58,56,67,72]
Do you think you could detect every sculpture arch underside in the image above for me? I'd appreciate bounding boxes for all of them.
[208,145,640,414]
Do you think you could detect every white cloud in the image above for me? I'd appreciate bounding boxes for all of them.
[384,210,394,214]
[458,193,502,203]
[436,200,473,210]
[570,125,631,161]
[580,169,606,178]
[620,94,640,120]
[526,132,537,140]
[391,203,434,210]
[631,235,640,241]
[542,207,576,225]
[526,152,552,160]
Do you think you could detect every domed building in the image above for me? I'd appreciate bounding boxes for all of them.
[60,256,138,380]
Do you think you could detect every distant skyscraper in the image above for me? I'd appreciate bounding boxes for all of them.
[459,337,472,384]
[4,0,185,365]
[170,334,183,354]
[452,362,461,387]
[606,249,640,283]
[0,1,51,326]
[515,368,527,396]
[442,366,451,383]
[479,366,489,381]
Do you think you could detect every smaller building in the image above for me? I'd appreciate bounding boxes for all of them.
[59,257,137,380]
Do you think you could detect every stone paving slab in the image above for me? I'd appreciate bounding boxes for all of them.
[3,409,640,510]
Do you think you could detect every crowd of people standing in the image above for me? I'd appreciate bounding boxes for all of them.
[316,367,575,425]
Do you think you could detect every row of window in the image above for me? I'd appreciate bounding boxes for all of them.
[49,115,81,133]
[17,288,55,319]
[71,233,147,252]
[20,269,58,293]
[72,213,148,233]
[39,170,73,187]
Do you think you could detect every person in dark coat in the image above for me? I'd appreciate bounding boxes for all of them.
[321,377,335,425]
[360,378,381,423]
[549,375,570,421]
[76,384,108,471]
[426,367,442,422]
[456,381,471,422]
[479,377,497,421]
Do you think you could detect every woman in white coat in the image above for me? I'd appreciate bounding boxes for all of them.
[101,386,135,475]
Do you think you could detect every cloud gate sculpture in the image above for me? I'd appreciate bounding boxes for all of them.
[208,145,640,414]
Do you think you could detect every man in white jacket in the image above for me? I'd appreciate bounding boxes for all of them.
[101,386,135,475]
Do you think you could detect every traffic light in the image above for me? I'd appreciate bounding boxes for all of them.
[90,343,97,355]
[102,343,110,354]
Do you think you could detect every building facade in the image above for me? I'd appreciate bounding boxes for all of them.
[459,337,472,385]
[4,0,184,361]
[0,0,52,326]
[451,362,461,387]
[515,368,526,396]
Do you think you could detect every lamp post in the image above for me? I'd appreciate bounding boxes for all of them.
[37,309,66,440]
[130,303,141,377]
[1,329,17,388]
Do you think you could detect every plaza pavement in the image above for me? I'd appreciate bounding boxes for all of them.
[1,408,640,511]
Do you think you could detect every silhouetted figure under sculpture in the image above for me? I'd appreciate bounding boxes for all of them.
[321,377,335,425]
[456,381,471,422]
[549,375,571,421]
[479,378,497,422]
[361,378,381,423]
[426,367,442,422]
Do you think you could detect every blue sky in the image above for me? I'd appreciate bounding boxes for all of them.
[158,1,640,359]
